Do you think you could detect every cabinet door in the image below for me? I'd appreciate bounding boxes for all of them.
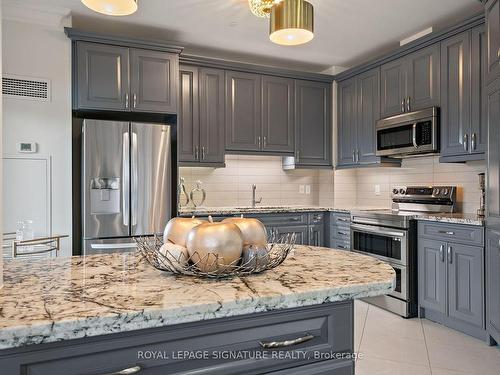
[309,224,325,247]
[380,58,407,117]
[295,80,332,167]
[178,66,199,163]
[407,44,440,111]
[199,68,225,164]
[356,68,380,164]
[130,49,178,113]
[262,75,294,153]
[418,238,447,314]
[440,31,472,157]
[337,78,357,167]
[274,225,308,245]
[487,229,500,342]
[486,0,500,84]
[447,243,484,327]
[487,78,500,227]
[76,42,130,111]
[471,25,488,155]
[225,71,262,151]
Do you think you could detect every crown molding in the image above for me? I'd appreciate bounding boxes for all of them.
[2,1,72,28]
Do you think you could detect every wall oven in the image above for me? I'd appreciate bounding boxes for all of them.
[376,107,439,157]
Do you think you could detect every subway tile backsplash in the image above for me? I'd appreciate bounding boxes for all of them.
[180,155,485,214]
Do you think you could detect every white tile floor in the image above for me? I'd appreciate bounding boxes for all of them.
[354,300,500,375]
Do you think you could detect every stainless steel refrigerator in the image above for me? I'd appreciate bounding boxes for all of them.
[82,120,173,254]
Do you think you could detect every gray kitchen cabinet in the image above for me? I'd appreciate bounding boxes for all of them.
[418,238,447,315]
[418,222,486,340]
[486,77,500,228]
[441,27,487,161]
[262,75,295,153]
[448,243,484,328]
[309,224,325,247]
[337,78,358,167]
[295,80,332,167]
[487,229,500,344]
[76,42,130,111]
[380,44,440,118]
[274,225,308,245]
[179,65,225,166]
[130,49,178,113]
[328,213,351,250]
[486,0,500,84]
[225,71,262,152]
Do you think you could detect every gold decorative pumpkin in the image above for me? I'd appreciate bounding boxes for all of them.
[159,242,189,272]
[186,216,243,272]
[163,216,205,246]
[241,244,270,270]
[222,215,267,246]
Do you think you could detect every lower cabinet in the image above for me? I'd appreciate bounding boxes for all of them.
[268,360,354,375]
[487,229,500,344]
[274,225,309,245]
[328,212,351,250]
[418,223,486,340]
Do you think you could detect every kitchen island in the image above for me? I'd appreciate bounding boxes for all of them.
[0,245,394,375]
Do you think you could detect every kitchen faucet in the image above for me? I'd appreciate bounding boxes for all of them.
[252,184,262,208]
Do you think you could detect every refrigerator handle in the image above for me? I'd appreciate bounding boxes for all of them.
[131,132,139,226]
[122,132,130,227]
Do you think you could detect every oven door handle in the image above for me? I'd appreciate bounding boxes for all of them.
[351,224,407,238]
[412,123,418,148]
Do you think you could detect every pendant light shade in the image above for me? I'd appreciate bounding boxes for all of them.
[270,0,314,46]
[81,0,138,16]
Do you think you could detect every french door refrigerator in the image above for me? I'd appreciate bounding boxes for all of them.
[82,120,172,254]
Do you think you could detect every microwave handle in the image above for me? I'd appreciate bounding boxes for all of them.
[412,123,418,148]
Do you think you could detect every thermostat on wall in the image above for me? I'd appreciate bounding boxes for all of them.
[18,142,37,153]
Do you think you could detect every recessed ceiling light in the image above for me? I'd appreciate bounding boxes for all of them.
[81,0,138,16]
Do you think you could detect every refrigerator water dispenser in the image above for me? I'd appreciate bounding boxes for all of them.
[90,177,121,214]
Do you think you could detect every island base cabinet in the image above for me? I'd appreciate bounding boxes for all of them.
[0,302,354,375]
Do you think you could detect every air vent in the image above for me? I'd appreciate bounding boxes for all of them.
[2,75,50,101]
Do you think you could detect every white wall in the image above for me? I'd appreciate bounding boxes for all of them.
[2,15,72,255]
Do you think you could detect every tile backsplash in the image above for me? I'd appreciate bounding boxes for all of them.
[180,155,485,214]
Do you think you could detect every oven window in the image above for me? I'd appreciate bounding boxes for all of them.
[352,231,402,261]
[377,124,413,151]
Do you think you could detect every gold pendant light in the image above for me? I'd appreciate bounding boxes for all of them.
[248,0,282,18]
[270,0,314,46]
[81,0,138,16]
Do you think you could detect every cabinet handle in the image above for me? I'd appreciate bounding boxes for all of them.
[133,93,137,108]
[463,133,469,151]
[471,133,477,151]
[201,146,206,160]
[289,217,301,222]
[309,227,313,242]
[356,149,360,163]
[337,218,349,222]
[296,150,300,162]
[448,246,452,264]
[195,146,199,160]
[101,365,142,375]
[352,150,356,163]
[263,136,267,148]
[406,97,411,112]
[259,333,314,349]
[401,98,405,113]
[440,244,445,262]
[258,136,261,149]
[438,230,455,236]
[125,93,129,108]
[338,231,349,236]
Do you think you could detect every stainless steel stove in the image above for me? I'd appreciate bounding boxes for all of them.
[350,186,457,318]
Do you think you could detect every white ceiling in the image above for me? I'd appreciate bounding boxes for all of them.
[3,0,484,72]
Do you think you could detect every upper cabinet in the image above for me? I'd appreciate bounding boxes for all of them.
[74,41,179,114]
[178,65,225,166]
[486,0,500,84]
[440,26,487,162]
[295,80,332,167]
[381,44,440,118]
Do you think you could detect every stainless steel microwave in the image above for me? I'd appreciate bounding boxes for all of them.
[376,107,439,157]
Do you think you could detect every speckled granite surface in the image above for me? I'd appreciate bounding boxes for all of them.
[0,246,394,350]
[179,206,351,216]
[415,213,485,226]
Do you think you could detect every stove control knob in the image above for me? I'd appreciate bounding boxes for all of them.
[443,188,449,196]
[393,188,399,195]
[399,188,406,195]
[433,188,441,196]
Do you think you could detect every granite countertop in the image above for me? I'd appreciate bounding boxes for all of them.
[179,206,350,216]
[415,213,485,226]
[0,245,394,350]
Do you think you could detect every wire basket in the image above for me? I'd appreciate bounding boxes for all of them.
[136,232,296,279]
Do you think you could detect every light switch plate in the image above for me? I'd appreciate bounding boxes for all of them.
[305,185,311,195]
[299,185,305,194]
[374,184,381,195]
